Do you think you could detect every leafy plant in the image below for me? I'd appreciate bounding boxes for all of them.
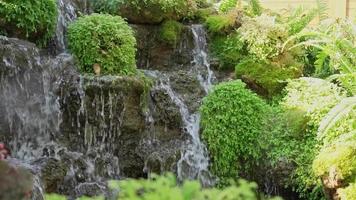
[68,14,137,75]
[200,80,270,184]
[284,19,356,95]
[0,0,58,46]
[160,20,184,46]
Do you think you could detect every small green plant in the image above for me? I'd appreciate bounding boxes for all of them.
[68,14,137,75]
[200,80,270,184]
[0,0,58,46]
[160,20,184,46]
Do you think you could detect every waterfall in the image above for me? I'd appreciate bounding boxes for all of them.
[145,25,216,186]
[176,25,216,186]
[52,0,77,54]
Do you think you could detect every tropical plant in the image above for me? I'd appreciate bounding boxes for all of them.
[67,14,137,75]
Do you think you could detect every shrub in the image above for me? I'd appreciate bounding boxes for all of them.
[280,78,345,199]
[160,20,183,46]
[91,0,199,24]
[0,0,58,46]
[200,80,270,184]
[115,173,266,200]
[68,14,137,75]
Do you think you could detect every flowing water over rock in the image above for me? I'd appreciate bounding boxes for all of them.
[0,1,218,197]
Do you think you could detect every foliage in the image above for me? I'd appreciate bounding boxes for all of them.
[0,0,58,46]
[200,80,270,184]
[317,97,356,143]
[235,58,302,96]
[338,183,356,200]
[46,174,281,200]
[219,0,262,16]
[160,20,183,46]
[68,14,137,75]
[286,7,318,35]
[289,19,356,74]
[238,14,288,61]
[219,0,238,13]
[115,173,268,200]
[205,10,241,34]
[313,132,356,183]
[209,33,246,70]
[280,78,345,199]
[91,0,199,23]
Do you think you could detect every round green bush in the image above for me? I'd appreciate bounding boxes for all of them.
[68,14,137,75]
[91,0,199,24]
[0,0,58,46]
[200,80,270,184]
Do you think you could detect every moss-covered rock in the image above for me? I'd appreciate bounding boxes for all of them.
[68,14,137,75]
[160,20,183,47]
[0,0,58,46]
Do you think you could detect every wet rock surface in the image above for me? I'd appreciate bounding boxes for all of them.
[0,25,206,198]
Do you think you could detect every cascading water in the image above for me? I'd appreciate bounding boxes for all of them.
[177,25,216,186]
[52,0,77,54]
[145,25,216,186]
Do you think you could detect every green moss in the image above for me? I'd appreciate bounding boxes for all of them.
[235,58,302,97]
[200,80,270,185]
[338,183,356,200]
[313,132,356,182]
[0,0,58,46]
[160,20,183,46]
[68,14,137,75]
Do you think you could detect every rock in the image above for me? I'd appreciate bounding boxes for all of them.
[0,160,34,200]
[132,24,194,71]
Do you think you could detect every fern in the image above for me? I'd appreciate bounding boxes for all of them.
[316,0,328,21]
[317,97,356,140]
[288,8,318,35]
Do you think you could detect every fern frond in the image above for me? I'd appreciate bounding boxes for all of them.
[288,8,318,35]
[318,97,356,140]
[316,0,328,21]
